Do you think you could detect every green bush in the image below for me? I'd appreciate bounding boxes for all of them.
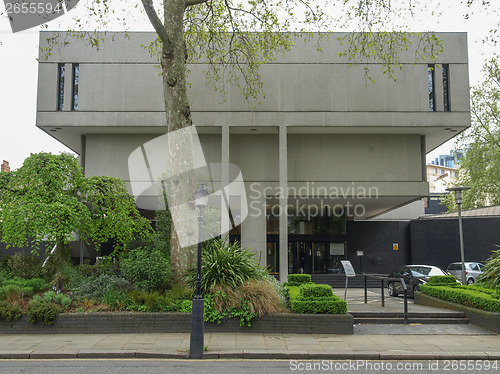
[421,284,500,312]
[299,284,333,299]
[120,248,173,293]
[427,275,460,286]
[287,274,312,286]
[0,301,22,321]
[27,291,72,325]
[2,277,50,293]
[71,273,131,302]
[127,290,176,312]
[185,238,264,294]
[0,284,22,302]
[101,289,132,310]
[292,297,348,314]
[5,253,43,279]
[288,283,347,314]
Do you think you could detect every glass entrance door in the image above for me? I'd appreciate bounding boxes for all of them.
[288,240,347,274]
[266,242,279,274]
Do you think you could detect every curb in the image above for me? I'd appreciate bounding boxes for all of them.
[1,350,499,360]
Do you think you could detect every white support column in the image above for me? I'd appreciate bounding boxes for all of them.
[279,125,288,284]
[221,124,230,239]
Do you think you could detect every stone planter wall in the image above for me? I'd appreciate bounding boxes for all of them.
[0,312,353,334]
[414,293,500,333]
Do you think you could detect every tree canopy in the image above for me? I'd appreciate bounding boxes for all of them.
[0,153,151,257]
[445,55,500,210]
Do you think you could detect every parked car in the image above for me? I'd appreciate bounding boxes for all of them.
[446,262,484,285]
[387,265,450,297]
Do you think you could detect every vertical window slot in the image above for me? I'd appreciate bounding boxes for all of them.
[442,64,450,111]
[428,65,435,112]
[72,64,79,111]
[57,63,65,111]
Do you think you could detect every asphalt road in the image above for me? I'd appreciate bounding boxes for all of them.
[0,359,498,374]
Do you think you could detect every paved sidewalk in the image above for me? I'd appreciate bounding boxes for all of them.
[0,331,498,360]
[0,288,497,360]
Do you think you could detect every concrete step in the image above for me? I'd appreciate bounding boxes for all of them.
[350,311,466,319]
[354,317,470,324]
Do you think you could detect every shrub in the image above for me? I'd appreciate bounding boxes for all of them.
[299,284,333,299]
[421,284,500,312]
[101,289,132,310]
[127,290,176,312]
[0,301,22,321]
[0,277,50,302]
[5,253,43,279]
[72,273,131,302]
[27,291,72,325]
[289,283,347,314]
[185,239,264,294]
[427,275,460,286]
[477,247,500,288]
[287,274,312,286]
[164,282,194,301]
[0,285,22,302]
[120,247,173,293]
[292,297,348,314]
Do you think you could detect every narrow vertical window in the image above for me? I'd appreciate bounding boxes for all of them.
[57,63,65,111]
[72,64,79,111]
[428,65,435,112]
[442,64,450,111]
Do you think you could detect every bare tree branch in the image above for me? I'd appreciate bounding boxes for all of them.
[140,0,170,44]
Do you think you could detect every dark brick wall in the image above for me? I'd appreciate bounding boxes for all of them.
[410,217,500,270]
[0,313,353,334]
[347,221,411,274]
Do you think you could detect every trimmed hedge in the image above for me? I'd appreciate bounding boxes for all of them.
[427,275,459,286]
[300,284,333,299]
[289,283,347,314]
[420,284,500,312]
[292,297,347,314]
[287,274,312,287]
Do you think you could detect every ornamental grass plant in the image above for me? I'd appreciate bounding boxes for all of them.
[185,238,264,294]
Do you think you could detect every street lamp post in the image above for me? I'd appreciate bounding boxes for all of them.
[189,182,209,359]
[446,186,470,285]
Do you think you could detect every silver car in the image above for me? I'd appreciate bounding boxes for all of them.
[446,262,484,285]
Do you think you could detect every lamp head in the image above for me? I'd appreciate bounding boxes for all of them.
[446,186,470,205]
[195,182,209,208]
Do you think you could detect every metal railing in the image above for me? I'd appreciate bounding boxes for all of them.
[362,274,409,325]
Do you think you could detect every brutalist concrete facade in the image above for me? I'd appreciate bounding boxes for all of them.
[36,32,470,279]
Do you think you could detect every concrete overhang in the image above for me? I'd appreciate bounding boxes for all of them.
[37,112,468,156]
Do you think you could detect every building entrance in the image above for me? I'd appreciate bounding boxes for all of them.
[288,240,346,274]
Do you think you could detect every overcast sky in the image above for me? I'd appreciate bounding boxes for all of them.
[0,1,497,170]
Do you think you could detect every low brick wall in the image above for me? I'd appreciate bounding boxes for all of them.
[415,293,500,333]
[0,312,353,334]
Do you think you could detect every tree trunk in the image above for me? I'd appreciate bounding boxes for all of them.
[161,0,198,279]
[56,238,68,261]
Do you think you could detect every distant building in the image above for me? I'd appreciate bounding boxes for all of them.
[431,152,463,169]
[1,160,10,172]
[426,164,458,193]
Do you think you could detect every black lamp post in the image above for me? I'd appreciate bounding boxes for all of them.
[189,182,209,359]
[446,186,470,285]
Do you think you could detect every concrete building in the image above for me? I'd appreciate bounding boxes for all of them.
[36,32,470,280]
